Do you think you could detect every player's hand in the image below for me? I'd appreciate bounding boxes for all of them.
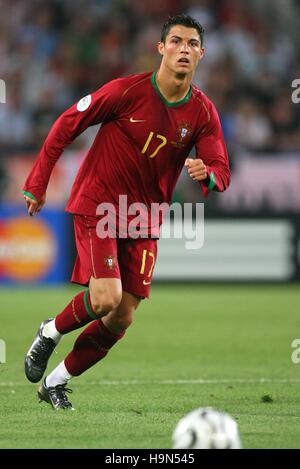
[23,193,46,216]
[185,158,208,181]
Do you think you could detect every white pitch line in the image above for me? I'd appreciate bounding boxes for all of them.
[0,378,300,387]
[79,378,300,386]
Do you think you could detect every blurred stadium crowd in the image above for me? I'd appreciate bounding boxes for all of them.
[0,0,299,286]
[0,0,300,205]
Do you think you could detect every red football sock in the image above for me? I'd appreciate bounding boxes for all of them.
[64,319,125,376]
[55,290,97,334]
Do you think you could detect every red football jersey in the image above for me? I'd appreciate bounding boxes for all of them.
[23,71,230,236]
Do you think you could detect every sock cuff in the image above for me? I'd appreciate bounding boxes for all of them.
[98,319,125,341]
[63,359,74,378]
[83,290,97,320]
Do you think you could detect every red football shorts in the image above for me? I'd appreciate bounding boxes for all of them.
[71,215,158,299]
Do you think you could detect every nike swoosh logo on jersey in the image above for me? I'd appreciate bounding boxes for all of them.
[143,280,151,285]
[130,117,146,123]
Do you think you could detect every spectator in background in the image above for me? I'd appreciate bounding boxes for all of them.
[269,90,300,152]
[0,85,34,152]
[232,97,273,152]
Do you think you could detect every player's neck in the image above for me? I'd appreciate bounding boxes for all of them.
[155,67,192,103]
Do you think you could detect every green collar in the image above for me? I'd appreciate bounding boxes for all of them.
[151,71,192,107]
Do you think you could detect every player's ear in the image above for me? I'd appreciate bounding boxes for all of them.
[157,41,164,56]
[199,47,205,61]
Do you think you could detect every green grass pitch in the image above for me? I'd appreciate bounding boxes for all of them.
[0,284,300,448]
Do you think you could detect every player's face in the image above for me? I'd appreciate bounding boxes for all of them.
[158,25,204,76]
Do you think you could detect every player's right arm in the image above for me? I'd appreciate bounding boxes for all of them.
[22,79,124,213]
[23,192,46,217]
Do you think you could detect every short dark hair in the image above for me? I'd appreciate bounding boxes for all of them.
[161,14,204,46]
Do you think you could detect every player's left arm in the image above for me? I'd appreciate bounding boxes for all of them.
[185,101,231,197]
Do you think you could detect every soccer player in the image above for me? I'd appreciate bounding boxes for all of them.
[23,14,230,410]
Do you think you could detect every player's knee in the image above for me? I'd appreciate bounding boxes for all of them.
[91,292,122,316]
[90,279,122,316]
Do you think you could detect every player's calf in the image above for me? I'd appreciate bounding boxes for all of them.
[101,291,140,334]
[102,310,133,334]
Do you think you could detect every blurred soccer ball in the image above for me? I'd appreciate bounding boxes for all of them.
[172,407,242,449]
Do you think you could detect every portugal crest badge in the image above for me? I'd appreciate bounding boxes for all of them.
[171,121,193,148]
[104,255,116,270]
[177,122,193,142]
